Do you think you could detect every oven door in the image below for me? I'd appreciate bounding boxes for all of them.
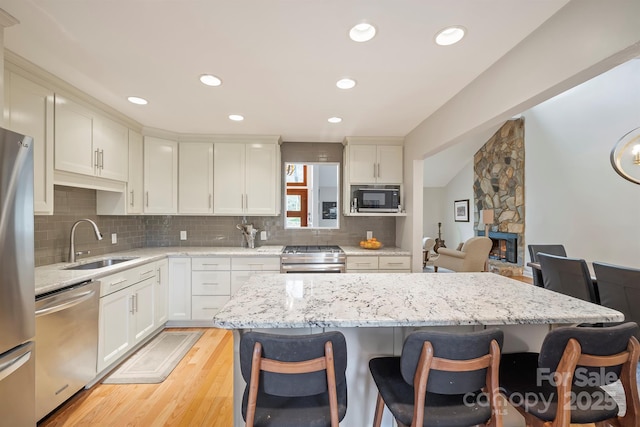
[280,263,345,273]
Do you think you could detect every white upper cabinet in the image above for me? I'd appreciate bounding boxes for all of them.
[4,71,54,215]
[144,136,178,214]
[127,130,144,214]
[345,137,403,184]
[179,142,214,214]
[213,139,280,215]
[54,95,128,181]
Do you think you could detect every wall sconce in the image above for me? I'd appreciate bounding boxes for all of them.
[610,127,640,185]
[480,209,494,236]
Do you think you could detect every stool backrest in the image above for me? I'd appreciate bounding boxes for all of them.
[538,322,640,386]
[528,244,566,262]
[240,331,347,397]
[400,329,503,394]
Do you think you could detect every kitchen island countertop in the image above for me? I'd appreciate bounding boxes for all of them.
[212,272,623,328]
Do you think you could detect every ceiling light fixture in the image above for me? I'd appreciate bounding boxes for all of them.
[127,96,148,105]
[229,114,244,121]
[328,117,342,124]
[610,126,640,185]
[336,78,356,90]
[435,26,466,46]
[349,23,376,42]
[199,74,222,86]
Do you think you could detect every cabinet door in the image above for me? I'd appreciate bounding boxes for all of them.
[179,142,214,214]
[132,278,155,343]
[213,143,245,214]
[54,95,95,176]
[128,130,144,214]
[155,260,169,326]
[377,145,403,184]
[348,144,377,183]
[168,258,191,321]
[98,289,133,372]
[93,115,128,181]
[4,72,54,214]
[245,143,278,215]
[144,136,178,213]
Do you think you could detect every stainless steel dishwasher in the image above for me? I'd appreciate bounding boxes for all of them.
[35,280,100,421]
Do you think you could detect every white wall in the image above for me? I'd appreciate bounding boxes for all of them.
[422,187,444,240]
[441,160,476,248]
[400,0,640,271]
[428,59,640,270]
[523,59,640,268]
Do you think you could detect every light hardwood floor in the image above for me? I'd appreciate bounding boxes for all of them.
[38,328,233,426]
[38,275,594,427]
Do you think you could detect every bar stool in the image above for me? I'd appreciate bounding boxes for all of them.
[240,331,347,427]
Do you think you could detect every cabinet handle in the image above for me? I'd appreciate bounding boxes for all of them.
[130,190,134,207]
[209,194,212,209]
[134,293,138,313]
[245,194,248,210]
[94,149,100,169]
[376,163,380,178]
[109,279,128,287]
[146,191,149,207]
[157,268,161,284]
[373,163,376,178]
[100,149,105,170]
[201,263,220,267]
[130,295,135,315]
[201,283,220,286]
[386,262,404,265]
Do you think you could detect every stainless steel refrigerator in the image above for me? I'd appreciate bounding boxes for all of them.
[0,127,35,426]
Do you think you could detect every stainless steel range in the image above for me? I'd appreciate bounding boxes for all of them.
[280,245,345,273]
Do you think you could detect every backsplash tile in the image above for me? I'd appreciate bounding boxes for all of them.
[35,185,397,266]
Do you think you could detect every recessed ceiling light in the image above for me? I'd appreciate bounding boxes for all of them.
[328,117,342,124]
[435,26,466,46]
[229,114,244,121]
[199,74,222,86]
[336,78,356,90]
[349,23,376,42]
[127,96,148,105]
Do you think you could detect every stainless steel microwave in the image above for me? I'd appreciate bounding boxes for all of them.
[355,188,400,212]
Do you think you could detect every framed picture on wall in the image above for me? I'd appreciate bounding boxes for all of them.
[454,199,469,222]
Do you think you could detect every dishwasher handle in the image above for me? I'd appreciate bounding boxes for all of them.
[35,288,96,317]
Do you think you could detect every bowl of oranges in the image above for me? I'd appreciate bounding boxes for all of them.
[359,237,382,250]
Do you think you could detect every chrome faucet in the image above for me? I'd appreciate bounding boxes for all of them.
[68,219,103,263]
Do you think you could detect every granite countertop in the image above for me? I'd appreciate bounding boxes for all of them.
[35,245,284,296]
[339,245,410,256]
[212,272,624,329]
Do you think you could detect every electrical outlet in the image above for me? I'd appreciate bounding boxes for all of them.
[111,233,117,244]
[180,230,187,240]
[366,231,373,240]
[260,230,267,240]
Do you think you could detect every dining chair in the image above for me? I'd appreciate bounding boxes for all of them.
[527,244,567,287]
[537,253,599,303]
[369,328,503,427]
[240,331,347,427]
[593,261,640,327]
[499,322,640,426]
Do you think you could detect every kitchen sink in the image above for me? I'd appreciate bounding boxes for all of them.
[63,257,138,270]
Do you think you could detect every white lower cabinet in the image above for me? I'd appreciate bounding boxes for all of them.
[167,255,280,324]
[97,275,156,373]
[230,256,280,295]
[168,258,192,321]
[154,259,169,326]
[346,255,411,273]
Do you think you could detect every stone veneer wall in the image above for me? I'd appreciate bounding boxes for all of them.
[473,119,525,274]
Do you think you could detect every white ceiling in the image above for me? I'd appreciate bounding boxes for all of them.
[1,0,570,185]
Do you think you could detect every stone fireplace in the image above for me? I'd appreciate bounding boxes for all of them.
[473,119,525,276]
[477,231,518,264]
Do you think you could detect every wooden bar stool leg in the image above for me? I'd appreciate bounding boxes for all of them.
[372,392,385,427]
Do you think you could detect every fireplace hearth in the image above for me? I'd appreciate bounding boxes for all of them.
[477,230,518,264]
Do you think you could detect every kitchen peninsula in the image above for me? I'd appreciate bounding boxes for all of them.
[213,272,624,427]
